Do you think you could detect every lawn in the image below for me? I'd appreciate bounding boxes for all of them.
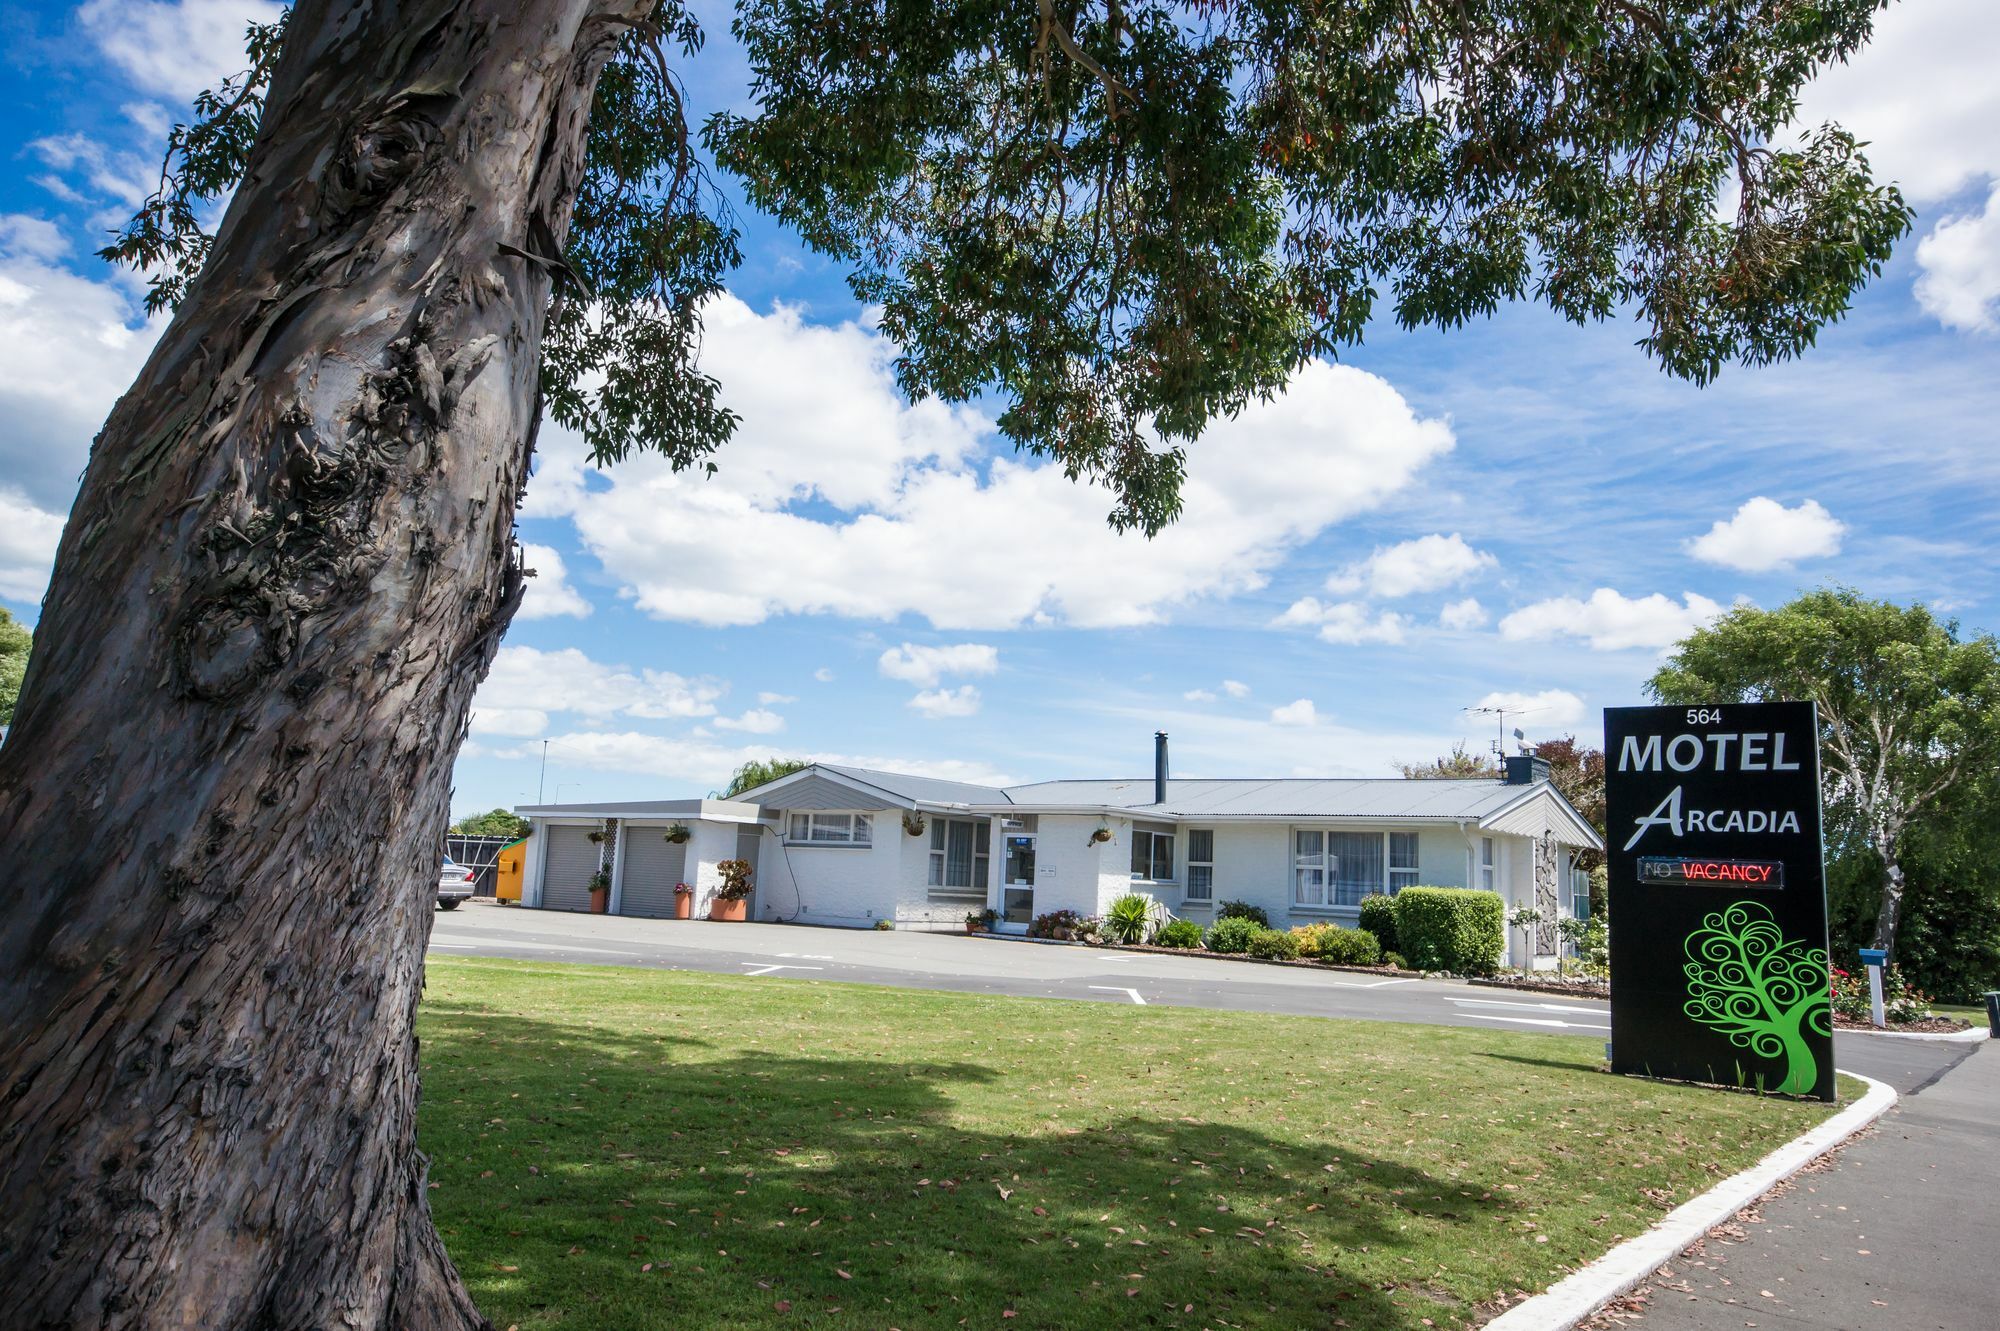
[419,957,1852,1330]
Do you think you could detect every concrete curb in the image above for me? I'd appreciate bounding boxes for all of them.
[1481,1069,1898,1331]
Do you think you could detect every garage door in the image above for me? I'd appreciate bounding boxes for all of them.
[541,826,599,912]
[620,828,688,919]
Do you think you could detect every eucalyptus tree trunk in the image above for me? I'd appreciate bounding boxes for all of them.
[0,1,642,1324]
[1870,825,1908,960]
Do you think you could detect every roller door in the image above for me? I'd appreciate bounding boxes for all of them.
[619,828,689,919]
[541,825,599,912]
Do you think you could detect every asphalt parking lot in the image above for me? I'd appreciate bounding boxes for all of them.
[429,901,1977,1093]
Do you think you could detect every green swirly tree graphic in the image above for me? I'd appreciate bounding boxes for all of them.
[1683,901,1832,1095]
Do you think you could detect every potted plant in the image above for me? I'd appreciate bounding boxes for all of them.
[710,858,753,921]
[587,868,611,914]
[586,830,606,845]
[902,809,927,837]
[1088,825,1113,845]
[663,822,692,844]
[964,907,998,934]
[673,881,694,919]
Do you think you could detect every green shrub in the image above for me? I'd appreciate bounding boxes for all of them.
[1215,900,1270,927]
[1152,918,1204,949]
[872,918,895,930]
[1312,925,1382,967]
[1288,923,1331,957]
[1104,893,1154,944]
[1357,894,1399,955]
[1246,928,1301,960]
[1383,951,1408,970]
[1393,887,1505,974]
[1206,915,1263,954]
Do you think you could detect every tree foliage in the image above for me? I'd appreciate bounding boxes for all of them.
[112,1,1908,534]
[0,609,31,729]
[1396,740,1499,780]
[449,808,530,839]
[1650,589,2000,958]
[721,756,809,798]
[1682,899,1830,1096]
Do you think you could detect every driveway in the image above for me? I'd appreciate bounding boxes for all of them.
[429,901,1974,1093]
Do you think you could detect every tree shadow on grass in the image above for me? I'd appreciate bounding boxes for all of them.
[418,1003,1517,1331]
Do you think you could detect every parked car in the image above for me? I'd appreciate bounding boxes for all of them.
[437,857,477,910]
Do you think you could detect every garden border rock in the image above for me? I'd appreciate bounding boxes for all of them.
[958,932,1428,980]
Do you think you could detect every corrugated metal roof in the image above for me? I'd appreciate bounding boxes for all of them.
[812,763,1013,808]
[999,777,1528,820]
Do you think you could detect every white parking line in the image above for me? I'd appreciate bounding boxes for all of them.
[1449,996,1608,1014]
[742,963,825,976]
[775,952,835,961]
[1465,1013,1611,1031]
[432,938,641,957]
[1088,986,1148,1005]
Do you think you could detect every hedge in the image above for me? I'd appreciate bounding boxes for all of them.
[1356,894,1399,956]
[1392,887,1504,975]
[1206,915,1262,954]
[1290,923,1381,966]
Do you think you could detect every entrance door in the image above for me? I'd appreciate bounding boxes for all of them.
[1002,833,1036,924]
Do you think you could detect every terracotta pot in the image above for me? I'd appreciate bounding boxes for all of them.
[589,886,609,914]
[965,922,983,934]
[709,897,747,922]
[674,892,693,919]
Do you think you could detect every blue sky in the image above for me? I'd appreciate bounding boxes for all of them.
[4,2,1998,817]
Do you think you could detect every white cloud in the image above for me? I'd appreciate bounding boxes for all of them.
[500,729,1016,789]
[1182,688,1218,702]
[79,0,287,101]
[1498,589,1726,652]
[530,294,1453,630]
[1471,688,1587,730]
[0,216,164,512]
[1794,0,2000,206]
[1270,698,1319,727]
[468,707,551,739]
[813,667,835,682]
[470,645,723,738]
[1687,497,1846,572]
[1220,679,1250,699]
[908,685,982,719]
[877,642,1000,688]
[756,691,797,705]
[714,708,785,734]
[1326,533,1495,598]
[1914,184,2000,332]
[0,488,67,603]
[516,543,593,620]
[1439,597,1488,630]
[1274,597,1410,646]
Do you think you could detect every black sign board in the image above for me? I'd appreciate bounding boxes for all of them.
[1604,702,1833,1100]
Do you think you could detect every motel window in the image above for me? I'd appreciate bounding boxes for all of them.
[1130,827,1175,882]
[1294,830,1411,907]
[928,818,990,894]
[1185,830,1214,902]
[1388,832,1420,894]
[787,812,873,845]
[1479,837,1496,892]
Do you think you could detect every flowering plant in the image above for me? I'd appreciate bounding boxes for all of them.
[1830,963,1931,1024]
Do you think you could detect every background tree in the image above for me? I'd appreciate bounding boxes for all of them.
[1682,899,1831,1097]
[0,608,28,729]
[720,756,809,799]
[449,807,532,839]
[1396,741,1499,780]
[0,2,1912,1325]
[1650,589,2000,963]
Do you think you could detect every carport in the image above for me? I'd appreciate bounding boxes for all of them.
[515,798,769,919]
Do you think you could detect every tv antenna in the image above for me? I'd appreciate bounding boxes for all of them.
[1464,704,1542,756]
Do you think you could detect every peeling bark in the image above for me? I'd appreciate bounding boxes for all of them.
[0,1,646,1324]
[1870,827,1908,960]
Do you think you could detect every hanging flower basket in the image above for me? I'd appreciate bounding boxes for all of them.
[664,822,692,844]
[586,830,606,845]
[1089,826,1113,845]
[902,810,927,837]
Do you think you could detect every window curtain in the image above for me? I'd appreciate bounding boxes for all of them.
[1328,832,1382,906]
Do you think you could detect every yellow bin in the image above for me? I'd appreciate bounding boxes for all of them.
[495,838,528,903]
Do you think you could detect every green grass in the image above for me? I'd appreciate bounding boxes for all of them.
[419,957,1851,1330]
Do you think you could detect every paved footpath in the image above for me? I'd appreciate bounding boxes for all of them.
[1602,1041,1994,1331]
